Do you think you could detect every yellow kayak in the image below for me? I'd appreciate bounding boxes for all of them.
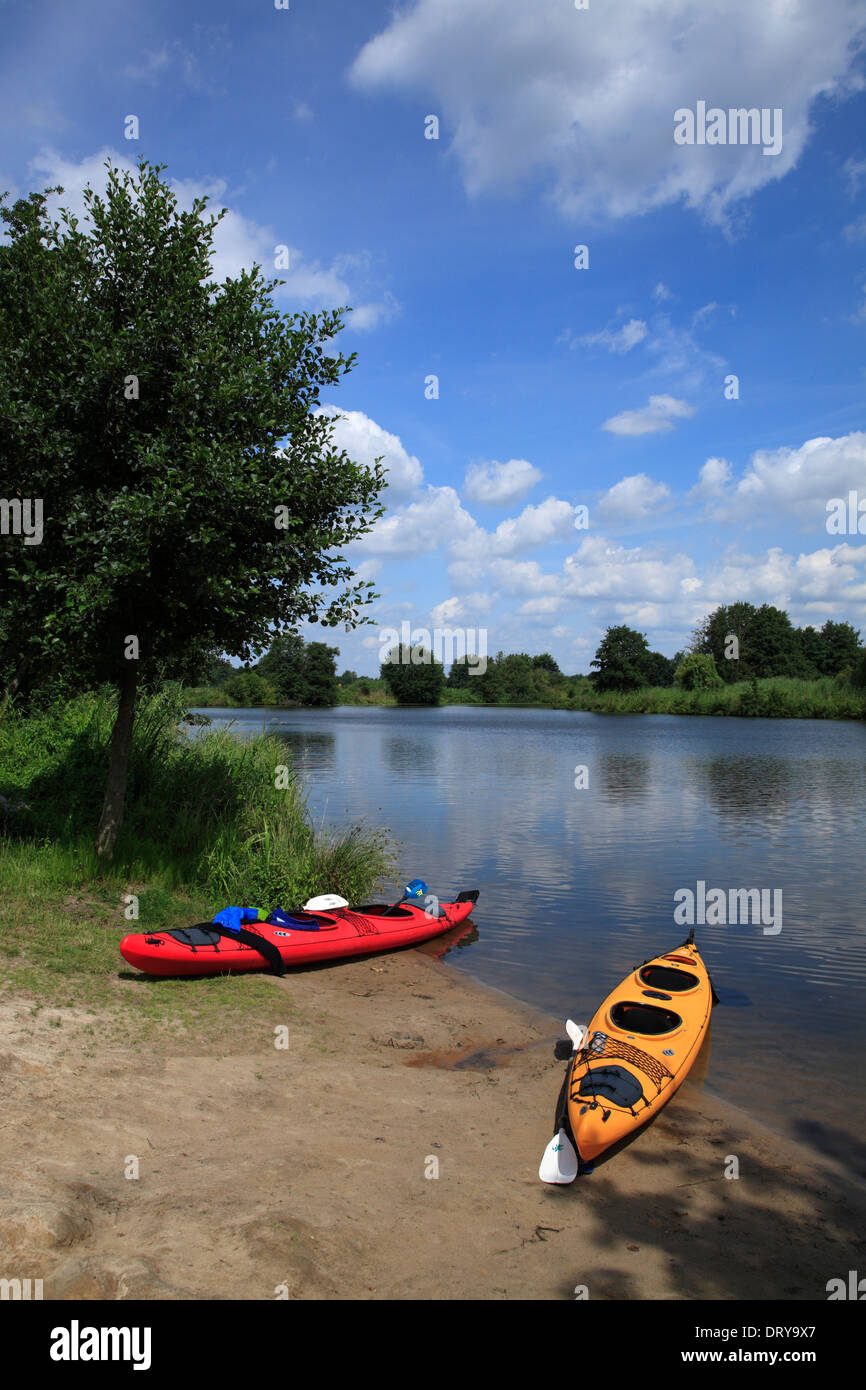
[565,934,714,1165]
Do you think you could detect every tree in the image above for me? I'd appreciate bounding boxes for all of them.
[255,633,308,702]
[747,605,808,678]
[498,653,534,701]
[532,652,562,677]
[590,626,651,692]
[674,652,723,690]
[818,620,862,677]
[641,650,676,687]
[302,642,339,707]
[380,645,444,704]
[447,656,476,688]
[798,626,824,679]
[694,603,806,681]
[338,670,358,685]
[225,669,273,706]
[0,161,385,857]
[692,603,758,682]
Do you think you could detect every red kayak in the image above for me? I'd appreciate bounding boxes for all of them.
[119,891,479,977]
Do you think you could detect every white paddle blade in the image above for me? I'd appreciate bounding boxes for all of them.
[538,1127,579,1185]
[303,894,349,911]
[566,1019,587,1050]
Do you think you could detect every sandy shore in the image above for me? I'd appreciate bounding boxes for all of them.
[1,937,863,1301]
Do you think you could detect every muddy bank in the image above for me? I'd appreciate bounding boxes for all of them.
[1,943,863,1300]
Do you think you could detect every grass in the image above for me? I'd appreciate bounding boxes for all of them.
[0,685,393,1029]
[570,675,866,720]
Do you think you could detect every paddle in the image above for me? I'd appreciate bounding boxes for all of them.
[538,1019,586,1185]
[382,877,429,917]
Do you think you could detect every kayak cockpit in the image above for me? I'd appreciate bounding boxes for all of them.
[609,1001,683,1036]
[638,964,699,992]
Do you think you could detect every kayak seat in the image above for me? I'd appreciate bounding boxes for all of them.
[577,1065,644,1109]
[610,1001,682,1035]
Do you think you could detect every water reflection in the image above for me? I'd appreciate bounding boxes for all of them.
[191,704,866,1171]
[596,752,652,802]
[269,730,337,774]
[383,736,440,777]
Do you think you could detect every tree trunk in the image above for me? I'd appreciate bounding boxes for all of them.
[0,652,33,721]
[94,662,139,861]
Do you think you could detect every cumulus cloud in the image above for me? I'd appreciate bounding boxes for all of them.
[353,485,479,557]
[688,456,734,502]
[602,395,695,436]
[707,543,866,613]
[596,474,673,523]
[704,432,866,526]
[563,535,699,604]
[488,496,576,555]
[487,558,560,597]
[350,0,866,226]
[317,408,424,500]
[463,457,542,506]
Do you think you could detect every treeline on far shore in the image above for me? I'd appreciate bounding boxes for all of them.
[182,603,866,721]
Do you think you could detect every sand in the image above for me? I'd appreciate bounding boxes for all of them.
[1,941,863,1301]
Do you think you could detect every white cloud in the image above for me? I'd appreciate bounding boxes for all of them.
[463,457,543,506]
[707,544,866,614]
[563,535,699,604]
[348,292,401,332]
[580,318,648,354]
[596,474,673,523]
[350,0,866,226]
[317,408,424,500]
[430,593,492,626]
[705,432,866,525]
[488,496,576,555]
[603,395,695,436]
[354,485,479,557]
[688,456,734,502]
[487,558,560,597]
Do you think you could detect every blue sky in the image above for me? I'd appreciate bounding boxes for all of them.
[3,0,866,674]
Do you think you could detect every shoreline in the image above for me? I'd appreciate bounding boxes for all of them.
[185,695,866,723]
[2,936,863,1300]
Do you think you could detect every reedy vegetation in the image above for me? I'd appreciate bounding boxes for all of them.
[0,686,391,907]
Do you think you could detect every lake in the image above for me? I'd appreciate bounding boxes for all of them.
[195,704,866,1177]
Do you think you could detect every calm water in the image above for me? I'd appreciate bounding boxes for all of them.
[196,705,866,1175]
